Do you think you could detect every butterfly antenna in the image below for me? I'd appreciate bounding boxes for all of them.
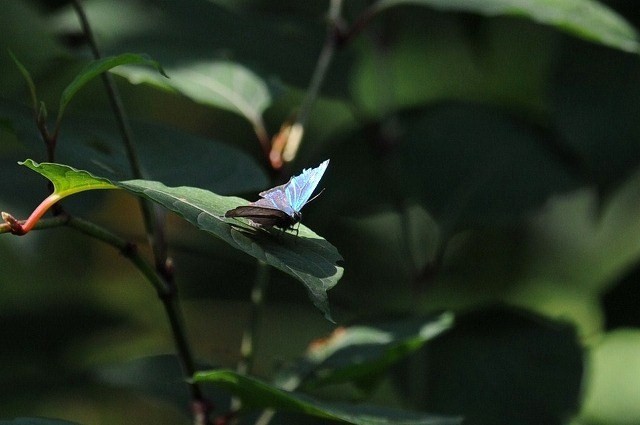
[305,188,326,205]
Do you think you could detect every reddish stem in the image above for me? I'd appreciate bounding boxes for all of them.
[2,193,62,235]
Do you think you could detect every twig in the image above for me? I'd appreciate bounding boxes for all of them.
[69,0,167,266]
[70,1,207,421]
[281,0,345,163]
[231,260,271,411]
[237,259,270,376]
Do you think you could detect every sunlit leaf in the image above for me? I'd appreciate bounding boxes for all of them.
[118,179,343,321]
[580,330,640,423]
[20,159,117,198]
[19,160,343,321]
[116,60,271,139]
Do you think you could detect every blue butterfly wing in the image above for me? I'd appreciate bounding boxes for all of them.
[283,159,330,212]
[258,159,329,215]
[253,187,295,216]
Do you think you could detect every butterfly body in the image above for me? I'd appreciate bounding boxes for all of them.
[225,159,329,230]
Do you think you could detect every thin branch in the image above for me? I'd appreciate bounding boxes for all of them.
[70,0,167,267]
[281,0,344,163]
[237,260,270,376]
[337,2,379,46]
[66,216,169,295]
[0,214,69,235]
[70,1,207,420]
[69,0,144,180]
[231,260,271,412]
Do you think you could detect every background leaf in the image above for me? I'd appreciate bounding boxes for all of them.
[275,312,455,392]
[373,0,640,53]
[194,369,462,425]
[56,53,166,125]
[116,60,272,137]
[579,330,640,423]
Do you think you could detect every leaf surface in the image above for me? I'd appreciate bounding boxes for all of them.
[57,53,166,124]
[194,369,462,425]
[374,0,640,53]
[117,61,271,134]
[19,161,342,320]
[118,179,343,321]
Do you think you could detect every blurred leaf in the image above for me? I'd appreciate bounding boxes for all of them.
[51,0,349,97]
[351,14,553,117]
[194,369,462,425]
[116,60,271,137]
[373,0,640,53]
[276,312,455,392]
[19,160,343,321]
[323,104,580,231]
[0,419,82,425]
[0,2,68,96]
[552,39,640,191]
[579,330,640,424]
[94,354,231,415]
[7,50,38,112]
[57,53,167,126]
[56,117,269,194]
[0,100,268,194]
[394,306,583,425]
[399,105,579,229]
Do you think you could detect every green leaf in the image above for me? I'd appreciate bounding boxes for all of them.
[1,101,268,195]
[7,50,38,112]
[94,354,231,415]
[115,61,271,134]
[19,160,342,321]
[193,369,462,425]
[118,179,343,321]
[281,312,455,391]
[56,53,167,126]
[396,306,583,424]
[373,0,640,54]
[19,158,118,198]
[0,419,82,425]
[580,330,640,423]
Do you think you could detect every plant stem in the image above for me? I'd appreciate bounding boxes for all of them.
[237,260,270,376]
[0,214,69,235]
[70,1,207,421]
[230,260,270,413]
[69,0,143,180]
[66,216,168,293]
[69,0,167,266]
[281,0,344,163]
[338,2,379,46]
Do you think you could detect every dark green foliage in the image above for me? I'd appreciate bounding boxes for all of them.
[1,0,640,424]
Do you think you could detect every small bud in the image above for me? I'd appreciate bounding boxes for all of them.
[1,212,26,235]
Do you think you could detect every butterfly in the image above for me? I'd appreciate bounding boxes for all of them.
[225,159,330,231]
